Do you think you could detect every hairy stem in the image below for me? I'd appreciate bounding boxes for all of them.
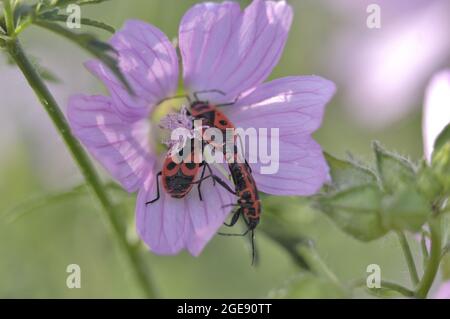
[415,218,442,298]
[6,38,156,298]
[396,231,419,287]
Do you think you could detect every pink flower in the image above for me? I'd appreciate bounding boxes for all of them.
[422,69,450,163]
[433,280,450,299]
[67,0,335,256]
[324,0,450,129]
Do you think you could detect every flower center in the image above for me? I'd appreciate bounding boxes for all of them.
[150,97,232,181]
[159,106,195,150]
[159,105,193,132]
[150,96,186,155]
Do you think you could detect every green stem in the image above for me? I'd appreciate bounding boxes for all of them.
[6,38,156,298]
[396,231,419,287]
[13,19,32,36]
[296,243,343,289]
[420,230,429,267]
[3,0,15,34]
[380,281,415,297]
[415,218,442,298]
[351,278,414,297]
[260,229,311,270]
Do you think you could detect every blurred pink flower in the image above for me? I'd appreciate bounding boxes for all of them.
[324,0,450,128]
[422,69,450,163]
[433,281,450,299]
[67,0,335,256]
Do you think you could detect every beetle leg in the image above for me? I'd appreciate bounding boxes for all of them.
[219,213,252,235]
[223,209,241,227]
[216,93,241,107]
[197,164,207,201]
[211,175,236,195]
[250,229,256,266]
[193,89,226,101]
[219,210,257,265]
[156,94,191,107]
[191,173,236,196]
[218,228,250,237]
[146,171,162,205]
[221,203,240,209]
[196,162,217,201]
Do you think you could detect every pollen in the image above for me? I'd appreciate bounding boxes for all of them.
[159,105,193,132]
[159,106,199,153]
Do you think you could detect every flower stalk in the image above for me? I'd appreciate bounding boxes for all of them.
[396,231,420,286]
[350,278,415,297]
[379,281,415,297]
[296,243,343,289]
[3,0,15,35]
[5,38,157,298]
[415,217,442,298]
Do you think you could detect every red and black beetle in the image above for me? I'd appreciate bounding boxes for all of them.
[187,91,262,264]
[146,139,234,204]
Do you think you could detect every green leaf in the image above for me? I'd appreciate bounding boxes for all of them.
[373,141,416,193]
[4,52,61,82]
[0,32,7,48]
[31,1,113,24]
[38,0,113,9]
[36,65,61,82]
[62,0,113,6]
[269,273,347,299]
[317,185,388,241]
[30,56,61,83]
[2,185,89,224]
[2,181,127,223]
[11,1,115,37]
[39,11,115,33]
[434,124,450,159]
[365,287,404,298]
[431,143,450,194]
[13,3,33,26]
[324,152,378,191]
[33,20,133,94]
[381,186,431,232]
[417,161,443,201]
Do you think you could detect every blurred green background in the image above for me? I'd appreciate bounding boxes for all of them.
[0,0,448,298]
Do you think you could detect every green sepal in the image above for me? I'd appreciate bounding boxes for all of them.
[373,141,416,193]
[317,185,387,241]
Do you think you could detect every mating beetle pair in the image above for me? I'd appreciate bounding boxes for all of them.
[146,91,261,264]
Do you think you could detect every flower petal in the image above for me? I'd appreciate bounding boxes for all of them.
[86,20,179,122]
[136,166,236,256]
[249,135,329,195]
[225,76,335,195]
[179,0,293,102]
[423,69,450,163]
[67,94,155,192]
[227,76,336,137]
